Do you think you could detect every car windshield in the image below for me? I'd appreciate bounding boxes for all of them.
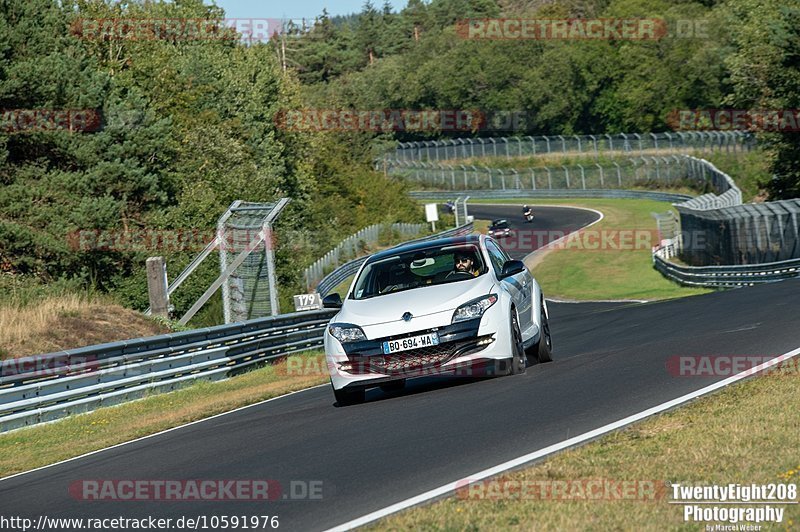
[350,243,486,300]
[491,221,509,229]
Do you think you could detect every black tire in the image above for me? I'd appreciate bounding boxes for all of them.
[527,301,553,364]
[510,309,527,375]
[379,379,406,393]
[332,383,365,406]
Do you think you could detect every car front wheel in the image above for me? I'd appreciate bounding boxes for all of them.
[527,301,553,364]
[509,309,527,375]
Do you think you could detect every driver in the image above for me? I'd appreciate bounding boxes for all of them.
[453,250,480,277]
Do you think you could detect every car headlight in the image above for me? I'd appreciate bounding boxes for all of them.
[328,323,367,343]
[452,294,498,323]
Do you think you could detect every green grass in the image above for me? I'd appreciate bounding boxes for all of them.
[0,352,328,477]
[370,367,800,531]
[468,198,712,300]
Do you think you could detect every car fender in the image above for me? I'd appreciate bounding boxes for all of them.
[478,284,514,339]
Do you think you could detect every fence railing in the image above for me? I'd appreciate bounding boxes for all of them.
[316,222,475,297]
[387,156,709,191]
[304,223,425,291]
[0,310,336,433]
[408,189,694,202]
[387,131,753,162]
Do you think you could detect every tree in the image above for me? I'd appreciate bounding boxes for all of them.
[723,0,800,199]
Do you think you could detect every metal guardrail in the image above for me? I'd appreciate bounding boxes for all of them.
[0,310,336,432]
[409,189,694,203]
[316,222,476,296]
[653,253,800,287]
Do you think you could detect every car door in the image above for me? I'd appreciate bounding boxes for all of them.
[485,239,533,330]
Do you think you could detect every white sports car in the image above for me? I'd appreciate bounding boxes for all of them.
[322,234,553,405]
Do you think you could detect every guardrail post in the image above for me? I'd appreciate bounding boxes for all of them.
[146,257,170,318]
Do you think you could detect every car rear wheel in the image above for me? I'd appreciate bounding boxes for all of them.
[527,301,553,364]
[332,382,366,406]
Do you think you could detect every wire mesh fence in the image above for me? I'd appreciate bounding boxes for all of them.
[304,223,426,291]
[387,131,753,162]
[386,156,703,191]
[219,201,286,323]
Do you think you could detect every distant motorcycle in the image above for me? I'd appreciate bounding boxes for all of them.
[523,209,534,223]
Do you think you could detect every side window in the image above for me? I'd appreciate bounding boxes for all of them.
[484,240,507,275]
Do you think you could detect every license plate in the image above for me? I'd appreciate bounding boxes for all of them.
[382,332,439,354]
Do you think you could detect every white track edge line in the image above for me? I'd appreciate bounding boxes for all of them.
[326,346,800,531]
[0,384,328,483]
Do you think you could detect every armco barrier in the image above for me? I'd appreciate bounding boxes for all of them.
[653,253,800,287]
[0,309,336,432]
[315,222,475,296]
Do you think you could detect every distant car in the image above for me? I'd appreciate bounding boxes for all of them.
[488,219,512,238]
[321,235,553,405]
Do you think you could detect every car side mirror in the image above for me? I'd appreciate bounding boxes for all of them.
[499,260,526,279]
[322,293,343,309]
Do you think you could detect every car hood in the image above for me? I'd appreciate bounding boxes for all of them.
[337,276,494,327]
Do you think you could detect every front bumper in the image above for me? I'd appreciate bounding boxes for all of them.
[326,310,514,391]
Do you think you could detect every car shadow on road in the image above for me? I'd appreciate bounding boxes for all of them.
[338,360,550,406]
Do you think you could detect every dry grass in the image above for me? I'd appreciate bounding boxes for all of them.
[371,371,800,531]
[0,294,169,359]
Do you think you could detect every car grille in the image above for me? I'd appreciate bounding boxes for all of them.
[347,337,490,376]
[371,345,456,374]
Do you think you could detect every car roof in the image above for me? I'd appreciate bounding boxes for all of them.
[366,234,483,264]
[491,219,509,225]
